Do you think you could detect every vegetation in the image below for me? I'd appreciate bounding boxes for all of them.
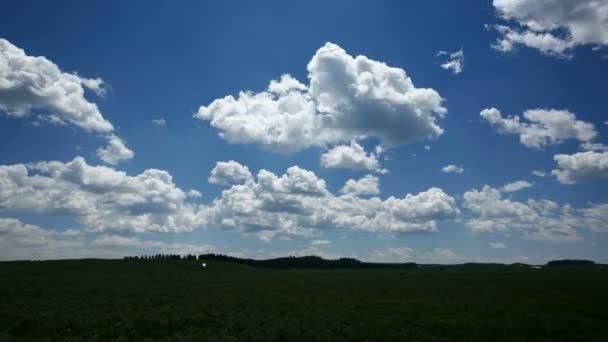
[1,257,607,341]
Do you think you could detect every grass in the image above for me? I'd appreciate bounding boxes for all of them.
[1,259,607,341]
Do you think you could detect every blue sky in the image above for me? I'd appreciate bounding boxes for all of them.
[1,0,607,263]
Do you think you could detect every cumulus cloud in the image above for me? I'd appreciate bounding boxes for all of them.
[195,42,446,153]
[552,151,608,184]
[462,185,606,242]
[96,135,134,165]
[490,0,608,57]
[0,38,133,164]
[320,141,387,173]
[202,165,459,240]
[0,157,203,233]
[0,158,458,240]
[370,246,462,264]
[489,242,507,249]
[480,107,597,149]
[91,234,215,255]
[208,160,252,185]
[500,180,533,192]
[0,39,113,132]
[0,217,215,260]
[441,164,464,174]
[341,175,380,196]
[437,48,464,74]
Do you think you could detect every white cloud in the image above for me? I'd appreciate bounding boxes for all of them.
[370,246,462,264]
[0,217,215,260]
[341,175,380,196]
[462,185,606,242]
[532,170,547,177]
[500,180,533,192]
[441,164,464,174]
[152,118,166,126]
[320,141,387,173]
[552,151,608,184]
[437,48,464,74]
[490,0,608,57]
[580,204,608,233]
[91,234,215,255]
[480,107,597,149]
[581,141,608,152]
[79,77,107,97]
[0,158,458,240]
[0,157,202,233]
[0,38,132,165]
[0,39,113,133]
[195,42,446,153]
[311,239,331,246]
[489,242,507,249]
[208,160,252,185]
[96,135,134,165]
[202,166,459,239]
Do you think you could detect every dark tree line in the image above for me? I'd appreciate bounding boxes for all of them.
[124,253,419,269]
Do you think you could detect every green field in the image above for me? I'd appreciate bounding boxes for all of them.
[1,259,607,341]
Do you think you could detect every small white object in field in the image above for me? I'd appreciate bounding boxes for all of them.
[202,263,207,267]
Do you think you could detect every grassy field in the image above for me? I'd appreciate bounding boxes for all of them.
[1,259,607,341]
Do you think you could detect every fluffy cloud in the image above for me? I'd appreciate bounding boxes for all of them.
[437,48,464,74]
[0,39,112,132]
[341,175,380,196]
[202,166,458,239]
[480,107,597,149]
[0,157,202,233]
[91,234,215,255]
[441,164,464,174]
[0,217,215,260]
[462,185,607,242]
[370,246,462,264]
[0,158,458,240]
[208,160,252,185]
[96,135,134,165]
[195,42,446,153]
[500,180,533,192]
[0,38,133,164]
[490,0,608,56]
[320,140,386,173]
[552,151,608,184]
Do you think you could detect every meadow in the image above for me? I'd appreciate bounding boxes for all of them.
[1,258,607,341]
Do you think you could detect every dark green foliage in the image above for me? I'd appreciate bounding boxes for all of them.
[546,259,596,267]
[1,259,607,341]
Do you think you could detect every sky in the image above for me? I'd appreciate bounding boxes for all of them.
[1,0,607,264]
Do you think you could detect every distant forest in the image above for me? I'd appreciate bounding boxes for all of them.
[123,254,599,269]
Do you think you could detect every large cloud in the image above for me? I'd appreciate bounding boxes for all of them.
[480,107,597,149]
[0,217,215,260]
[195,42,446,153]
[490,0,608,57]
[0,157,202,233]
[320,140,387,173]
[463,185,607,242]
[202,164,459,240]
[0,38,133,164]
[0,158,458,240]
[552,151,608,184]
